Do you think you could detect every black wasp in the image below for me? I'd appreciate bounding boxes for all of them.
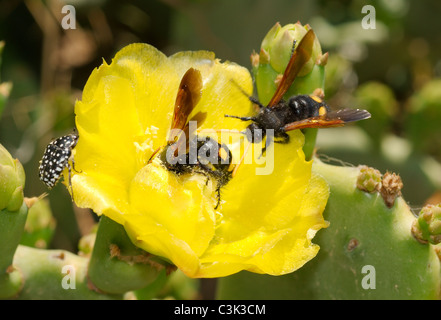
[39,132,78,195]
[151,68,233,209]
[225,29,371,174]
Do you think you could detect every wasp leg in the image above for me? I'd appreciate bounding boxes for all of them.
[258,135,270,158]
[214,187,221,210]
[274,132,290,144]
[258,133,289,158]
[257,131,280,158]
[193,168,221,209]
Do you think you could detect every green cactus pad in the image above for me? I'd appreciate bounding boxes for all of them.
[217,160,441,299]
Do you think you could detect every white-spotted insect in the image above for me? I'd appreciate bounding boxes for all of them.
[39,133,79,195]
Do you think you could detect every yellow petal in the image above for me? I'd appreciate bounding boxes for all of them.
[128,161,216,256]
[71,42,329,278]
[72,43,253,219]
[195,133,330,277]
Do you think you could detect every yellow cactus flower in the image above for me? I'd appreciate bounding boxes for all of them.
[69,43,329,278]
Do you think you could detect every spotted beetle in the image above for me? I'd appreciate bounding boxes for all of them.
[39,133,79,193]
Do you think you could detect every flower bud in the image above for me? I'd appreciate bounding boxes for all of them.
[380,172,403,208]
[404,79,441,158]
[412,204,441,245]
[260,22,323,76]
[0,144,25,212]
[357,165,382,193]
[253,22,326,110]
[21,197,56,249]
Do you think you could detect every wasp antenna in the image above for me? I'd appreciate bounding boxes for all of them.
[228,79,264,109]
[148,147,161,164]
[229,78,251,96]
[249,96,265,109]
[224,114,254,121]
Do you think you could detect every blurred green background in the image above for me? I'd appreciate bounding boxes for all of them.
[1,0,441,299]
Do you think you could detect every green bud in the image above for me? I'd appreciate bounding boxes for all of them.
[354,81,398,145]
[20,197,56,249]
[323,54,353,98]
[0,144,25,212]
[258,48,270,65]
[254,22,325,106]
[404,79,441,158]
[252,22,327,160]
[78,233,96,256]
[412,204,441,245]
[78,223,98,257]
[260,22,322,77]
[357,165,382,193]
[0,145,27,297]
[260,22,280,53]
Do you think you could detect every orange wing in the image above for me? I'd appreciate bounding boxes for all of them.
[283,118,345,131]
[167,68,203,143]
[172,111,207,156]
[283,108,371,131]
[267,29,316,108]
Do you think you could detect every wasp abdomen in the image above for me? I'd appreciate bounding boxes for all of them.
[288,95,330,121]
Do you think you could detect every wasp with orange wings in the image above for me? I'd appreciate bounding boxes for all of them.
[151,68,234,208]
[225,29,371,175]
